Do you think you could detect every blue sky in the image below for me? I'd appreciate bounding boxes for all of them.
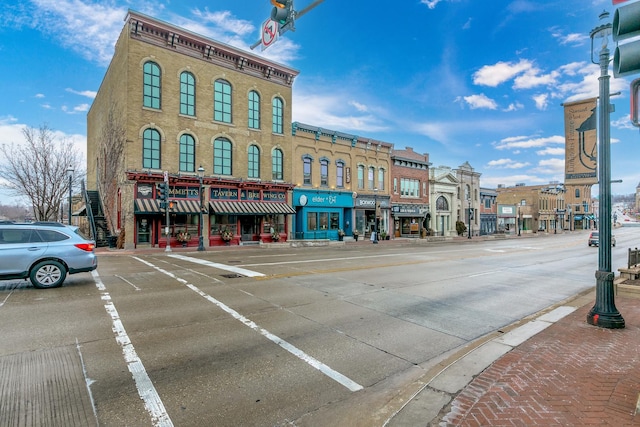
[1,0,639,206]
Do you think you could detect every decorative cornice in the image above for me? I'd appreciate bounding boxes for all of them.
[125,10,299,87]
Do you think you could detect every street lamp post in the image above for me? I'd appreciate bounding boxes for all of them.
[373,188,378,244]
[517,205,521,236]
[587,11,624,329]
[66,166,74,225]
[197,165,205,252]
[467,199,472,239]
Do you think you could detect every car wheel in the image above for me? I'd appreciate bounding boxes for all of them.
[30,260,66,289]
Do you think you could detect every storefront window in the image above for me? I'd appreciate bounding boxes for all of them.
[307,212,317,230]
[319,212,328,230]
[161,214,198,238]
[263,215,285,233]
[211,214,237,235]
[330,212,339,230]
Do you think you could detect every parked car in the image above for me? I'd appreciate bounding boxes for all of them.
[0,222,97,288]
[588,231,616,247]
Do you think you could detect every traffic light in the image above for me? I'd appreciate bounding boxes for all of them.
[157,182,168,203]
[613,1,640,77]
[271,0,295,32]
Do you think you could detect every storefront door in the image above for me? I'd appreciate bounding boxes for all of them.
[137,217,151,245]
[240,216,258,242]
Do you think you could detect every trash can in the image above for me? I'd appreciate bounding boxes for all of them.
[107,235,117,248]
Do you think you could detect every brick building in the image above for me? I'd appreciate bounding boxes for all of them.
[496,183,566,234]
[290,123,392,240]
[389,147,431,238]
[87,10,299,249]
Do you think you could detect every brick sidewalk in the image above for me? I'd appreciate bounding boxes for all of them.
[440,296,640,426]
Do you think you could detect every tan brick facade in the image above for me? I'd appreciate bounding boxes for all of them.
[88,11,299,248]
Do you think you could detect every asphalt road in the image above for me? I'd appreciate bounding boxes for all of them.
[1,228,637,426]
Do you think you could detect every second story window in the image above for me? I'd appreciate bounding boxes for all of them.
[142,128,161,169]
[248,91,260,129]
[303,156,312,185]
[213,137,232,175]
[336,162,344,188]
[214,79,232,123]
[320,159,329,186]
[272,149,283,180]
[272,97,283,134]
[143,61,161,109]
[180,71,195,116]
[378,168,385,191]
[357,165,364,189]
[179,134,195,173]
[401,179,419,197]
[368,167,375,190]
[248,145,260,179]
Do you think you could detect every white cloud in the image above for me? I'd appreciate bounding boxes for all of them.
[473,59,533,87]
[503,102,524,112]
[486,158,530,169]
[66,88,97,99]
[421,0,444,9]
[532,93,549,110]
[463,94,498,110]
[536,147,565,156]
[292,93,388,134]
[494,135,564,150]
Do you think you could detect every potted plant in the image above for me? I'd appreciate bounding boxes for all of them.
[380,230,387,240]
[176,231,191,247]
[221,228,233,244]
[338,229,345,241]
[353,229,359,241]
[271,230,281,242]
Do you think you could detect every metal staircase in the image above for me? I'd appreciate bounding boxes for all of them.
[81,181,110,247]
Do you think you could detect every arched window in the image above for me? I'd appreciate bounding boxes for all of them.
[214,79,232,123]
[336,161,344,188]
[142,128,161,169]
[303,156,312,185]
[179,134,195,172]
[248,145,260,179]
[357,165,365,189]
[320,158,329,186]
[272,97,283,134]
[575,188,580,198]
[436,196,449,211]
[143,61,161,109]
[368,167,375,190]
[272,149,283,180]
[248,91,260,129]
[180,71,195,116]
[378,168,385,191]
[213,137,232,175]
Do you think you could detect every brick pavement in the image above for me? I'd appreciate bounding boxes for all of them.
[440,296,640,426]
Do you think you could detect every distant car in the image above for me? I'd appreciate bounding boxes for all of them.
[588,231,616,247]
[0,222,97,288]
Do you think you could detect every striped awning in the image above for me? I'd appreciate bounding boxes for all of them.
[134,199,204,214]
[209,200,296,215]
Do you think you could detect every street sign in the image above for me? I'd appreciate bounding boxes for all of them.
[261,19,279,51]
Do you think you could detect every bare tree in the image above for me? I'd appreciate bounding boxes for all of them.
[96,101,126,234]
[0,125,82,221]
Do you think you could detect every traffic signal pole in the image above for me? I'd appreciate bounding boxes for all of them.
[250,0,325,50]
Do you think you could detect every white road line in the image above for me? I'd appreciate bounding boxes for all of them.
[133,256,364,392]
[167,253,265,277]
[91,271,173,427]
[115,274,142,290]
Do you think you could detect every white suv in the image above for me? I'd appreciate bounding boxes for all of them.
[0,222,97,288]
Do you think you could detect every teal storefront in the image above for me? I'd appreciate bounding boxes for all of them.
[292,189,355,240]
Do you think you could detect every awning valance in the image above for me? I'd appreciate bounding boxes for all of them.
[209,200,296,215]
[135,199,203,214]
